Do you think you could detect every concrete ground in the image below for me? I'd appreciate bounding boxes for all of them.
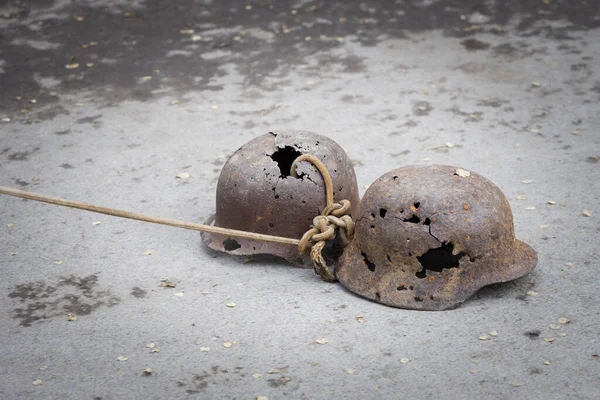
[1,0,599,399]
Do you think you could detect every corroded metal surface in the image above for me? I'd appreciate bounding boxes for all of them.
[202,131,360,266]
[335,165,537,310]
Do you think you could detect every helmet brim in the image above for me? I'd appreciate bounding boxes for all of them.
[335,238,537,311]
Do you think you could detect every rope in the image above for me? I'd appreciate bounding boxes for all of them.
[291,154,354,282]
[0,153,354,282]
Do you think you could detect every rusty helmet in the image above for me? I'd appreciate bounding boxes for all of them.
[202,131,360,266]
[335,165,537,310]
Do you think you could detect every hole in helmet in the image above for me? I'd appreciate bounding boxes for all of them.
[424,218,431,226]
[392,176,398,181]
[375,292,381,301]
[380,208,387,218]
[386,254,392,262]
[361,252,376,272]
[270,146,303,178]
[223,238,241,251]
[269,222,275,228]
[397,285,407,291]
[414,202,420,209]
[370,213,376,219]
[404,215,420,223]
[415,242,464,279]
[414,295,423,302]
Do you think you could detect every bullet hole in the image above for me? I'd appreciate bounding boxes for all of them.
[269,223,275,228]
[375,292,381,301]
[371,213,376,218]
[409,286,414,290]
[370,225,375,229]
[274,194,280,199]
[270,146,303,178]
[414,202,420,209]
[414,296,423,302]
[392,176,398,181]
[362,252,376,272]
[223,238,241,251]
[415,242,464,279]
[397,285,407,291]
[386,254,392,262]
[424,218,431,226]
[380,208,387,218]
[404,215,420,223]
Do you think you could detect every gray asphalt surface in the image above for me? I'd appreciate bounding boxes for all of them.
[1,0,599,399]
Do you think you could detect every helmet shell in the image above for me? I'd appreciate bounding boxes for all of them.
[202,131,360,266]
[335,165,537,310]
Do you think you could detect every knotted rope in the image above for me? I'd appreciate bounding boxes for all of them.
[0,153,354,282]
[291,154,355,282]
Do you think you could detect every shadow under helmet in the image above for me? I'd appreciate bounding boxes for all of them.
[202,131,360,266]
[335,165,537,310]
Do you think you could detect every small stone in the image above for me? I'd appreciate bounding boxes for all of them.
[540,224,549,229]
[558,317,570,324]
[7,223,14,228]
[200,347,210,352]
[444,142,454,148]
[516,195,526,200]
[67,313,77,321]
[526,291,539,297]
[142,250,152,255]
[117,355,128,361]
[144,368,152,375]
[176,172,190,179]
[543,360,551,365]
[489,330,498,337]
[174,292,184,297]
[146,343,156,349]
[564,262,574,267]
[550,324,561,330]
[1,117,10,122]
[400,358,410,363]
[245,5,252,10]
[345,368,356,375]
[65,63,79,69]
[39,366,48,371]
[54,260,62,265]
[92,221,101,226]
[558,333,567,337]
[32,379,42,386]
[522,180,533,184]
[223,342,233,348]
[478,335,490,340]
[171,100,180,105]
[86,63,94,67]
[526,206,536,211]
[139,76,152,82]
[74,16,85,22]
[191,35,202,41]
[543,337,555,343]
[180,29,194,35]
[164,281,177,288]
[455,168,471,177]
[150,349,160,353]
[252,373,263,380]
[469,369,477,374]
[355,316,364,323]
[583,209,592,217]
[547,200,556,205]
[159,277,168,282]
[267,368,280,374]
[315,338,328,345]
[531,81,541,87]
[256,397,268,400]
[226,301,237,308]
[511,381,522,387]
[30,99,37,104]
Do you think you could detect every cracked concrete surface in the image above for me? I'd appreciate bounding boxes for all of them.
[1,0,599,399]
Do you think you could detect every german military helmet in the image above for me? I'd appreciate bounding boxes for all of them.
[335,165,537,310]
[202,131,360,266]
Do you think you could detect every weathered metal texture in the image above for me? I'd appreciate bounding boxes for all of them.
[335,165,537,310]
[202,131,360,266]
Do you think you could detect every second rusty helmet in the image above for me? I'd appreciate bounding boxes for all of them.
[335,165,537,310]
[202,131,360,266]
